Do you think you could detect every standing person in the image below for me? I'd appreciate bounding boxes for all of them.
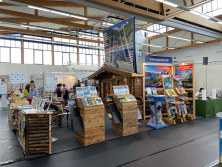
[26,83,39,104]
[73,82,77,90]
[24,84,30,96]
[62,84,69,105]
[55,84,62,98]
[84,80,88,87]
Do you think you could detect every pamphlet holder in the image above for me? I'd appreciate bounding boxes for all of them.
[112,94,138,136]
[76,97,105,146]
[145,95,168,130]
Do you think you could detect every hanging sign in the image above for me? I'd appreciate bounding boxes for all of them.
[136,78,140,83]
[145,56,172,64]
[112,75,115,79]
[123,77,127,82]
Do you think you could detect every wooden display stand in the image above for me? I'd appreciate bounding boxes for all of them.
[163,89,178,125]
[172,62,195,120]
[76,97,105,146]
[18,111,52,155]
[87,65,144,119]
[112,94,138,136]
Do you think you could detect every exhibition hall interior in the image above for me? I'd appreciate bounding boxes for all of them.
[0,0,222,166]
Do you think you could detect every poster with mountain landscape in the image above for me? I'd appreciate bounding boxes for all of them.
[174,65,193,88]
[102,17,136,73]
[145,65,172,88]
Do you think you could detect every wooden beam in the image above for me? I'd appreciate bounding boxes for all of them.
[0,8,93,29]
[150,39,222,55]
[21,33,24,64]
[148,29,181,40]
[87,0,165,20]
[0,26,103,44]
[6,0,86,7]
[191,32,194,45]
[35,9,38,16]
[183,0,188,6]
[191,0,195,5]
[84,7,88,26]
[0,17,103,23]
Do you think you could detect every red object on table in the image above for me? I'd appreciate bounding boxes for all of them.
[28,99,32,104]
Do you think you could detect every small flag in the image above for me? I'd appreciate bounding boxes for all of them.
[112,75,115,79]
[123,77,127,81]
[136,78,140,83]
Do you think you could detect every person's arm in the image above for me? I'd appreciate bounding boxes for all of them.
[27,89,39,98]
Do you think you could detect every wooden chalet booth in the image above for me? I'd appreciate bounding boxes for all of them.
[88,65,144,136]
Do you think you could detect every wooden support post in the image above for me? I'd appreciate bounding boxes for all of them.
[51,35,54,65]
[35,9,38,16]
[166,27,168,50]
[148,40,150,53]
[191,0,195,5]
[162,4,166,16]
[77,30,79,65]
[84,7,88,26]
[21,33,24,64]
[183,0,188,6]
[191,32,194,45]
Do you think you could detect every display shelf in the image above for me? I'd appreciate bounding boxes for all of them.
[112,94,138,136]
[165,89,178,98]
[76,97,105,146]
[175,87,188,95]
[18,111,52,155]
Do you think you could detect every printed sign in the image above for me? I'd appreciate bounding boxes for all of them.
[145,56,172,64]
[103,16,136,73]
[11,73,27,84]
[178,65,193,71]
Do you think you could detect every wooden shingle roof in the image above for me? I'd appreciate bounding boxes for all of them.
[87,65,143,79]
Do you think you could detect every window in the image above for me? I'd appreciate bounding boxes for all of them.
[34,50,43,64]
[1,48,10,63]
[79,53,85,65]
[24,49,33,64]
[93,55,98,65]
[54,44,77,66]
[63,53,69,65]
[43,51,52,65]
[86,54,92,65]
[54,52,62,65]
[11,48,21,64]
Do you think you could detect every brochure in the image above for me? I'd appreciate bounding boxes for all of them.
[113,86,119,94]
[84,98,90,106]
[119,98,126,102]
[87,98,93,105]
[124,85,130,94]
[80,98,86,107]
[68,99,77,108]
[95,97,103,105]
[77,93,84,98]
[129,96,136,101]
[106,97,113,103]
[152,88,157,95]
[91,98,96,105]
[162,75,173,90]
[168,104,178,120]
[147,87,152,96]
[118,85,125,94]
[178,104,187,117]
[124,96,130,102]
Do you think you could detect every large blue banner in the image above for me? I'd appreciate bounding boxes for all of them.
[102,16,136,73]
[145,56,172,64]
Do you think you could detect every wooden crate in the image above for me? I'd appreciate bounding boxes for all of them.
[76,97,105,146]
[18,111,52,155]
[112,94,138,136]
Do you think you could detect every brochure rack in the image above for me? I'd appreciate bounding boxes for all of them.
[18,111,52,155]
[112,94,138,136]
[76,97,105,146]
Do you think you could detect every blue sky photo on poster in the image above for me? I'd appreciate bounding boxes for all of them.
[145,65,171,88]
[102,17,136,73]
[175,65,193,88]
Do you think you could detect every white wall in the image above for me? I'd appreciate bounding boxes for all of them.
[156,42,222,96]
[0,63,68,90]
[135,33,147,74]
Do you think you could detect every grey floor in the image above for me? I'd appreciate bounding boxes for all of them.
[0,106,220,167]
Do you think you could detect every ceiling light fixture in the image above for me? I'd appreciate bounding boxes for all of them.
[28,5,50,12]
[50,10,70,16]
[103,22,114,26]
[70,15,88,20]
[21,25,39,29]
[163,1,178,7]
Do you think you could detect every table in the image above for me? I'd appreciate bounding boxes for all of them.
[196,99,222,117]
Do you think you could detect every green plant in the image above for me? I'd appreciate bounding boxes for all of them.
[77,80,81,87]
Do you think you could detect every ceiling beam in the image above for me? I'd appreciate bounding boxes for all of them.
[148,29,181,40]
[0,17,103,23]
[150,39,222,55]
[0,26,103,44]
[0,8,93,29]
[69,0,222,39]
[1,0,87,7]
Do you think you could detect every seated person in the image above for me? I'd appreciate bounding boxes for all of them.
[195,87,204,99]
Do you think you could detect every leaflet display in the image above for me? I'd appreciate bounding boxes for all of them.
[113,85,130,95]
[11,73,27,84]
[76,86,98,98]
